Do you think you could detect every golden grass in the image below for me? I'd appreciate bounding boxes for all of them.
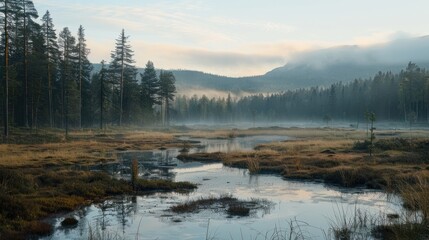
[0,129,182,168]
[179,128,429,190]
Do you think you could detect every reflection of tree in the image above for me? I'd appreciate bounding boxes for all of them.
[131,196,138,215]
[248,174,259,185]
[97,201,110,230]
[77,207,90,237]
[115,196,134,234]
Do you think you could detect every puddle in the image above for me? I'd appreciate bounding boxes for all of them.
[44,135,404,240]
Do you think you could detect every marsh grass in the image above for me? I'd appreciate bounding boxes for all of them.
[181,133,429,190]
[398,175,429,221]
[247,153,261,174]
[327,205,375,240]
[170,195,270,218]
[133,178,197,192]
[227,205,251,216]
[171,195,237,213]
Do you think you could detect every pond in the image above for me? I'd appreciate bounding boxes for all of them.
[44,135,404,240]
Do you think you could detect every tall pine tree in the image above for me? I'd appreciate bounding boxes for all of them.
[41,10,59,128]
[58,27,77,137]
[109,29,136,126]
[0,0,19,136]
[18,0,38,128]
[76,25,92,128]
[159,70,176,126]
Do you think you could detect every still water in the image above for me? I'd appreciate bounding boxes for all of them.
[45,136,403,240]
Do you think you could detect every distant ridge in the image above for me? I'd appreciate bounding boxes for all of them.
[92,36,429,95]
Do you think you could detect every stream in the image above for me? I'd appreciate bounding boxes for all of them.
[44,135,404,240]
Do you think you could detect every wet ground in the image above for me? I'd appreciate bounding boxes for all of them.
[44,135,404,240]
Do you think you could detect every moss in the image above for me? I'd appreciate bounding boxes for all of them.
[134,179,196,192]
[25,221,53,236]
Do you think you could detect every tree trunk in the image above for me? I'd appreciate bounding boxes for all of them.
[100,65,104,130]
[119,44,124,126]
[78,42,82,129]
[4,1,9,137]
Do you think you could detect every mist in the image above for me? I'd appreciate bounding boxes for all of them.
[290,35,429,69]
[167,36,429,93]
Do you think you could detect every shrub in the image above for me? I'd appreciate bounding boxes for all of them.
[352,140,370,151]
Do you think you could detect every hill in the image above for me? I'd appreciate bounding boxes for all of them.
[92,36,429,95]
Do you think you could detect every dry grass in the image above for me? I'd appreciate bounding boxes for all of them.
[0,129,183,168]
[399,174,429,220]
[179,128,429,190]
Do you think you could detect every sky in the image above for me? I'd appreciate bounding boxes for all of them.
[33,0,429,77]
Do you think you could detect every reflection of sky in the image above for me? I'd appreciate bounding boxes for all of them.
[192,135,290,153]
[48,163,403,240]
[48,136,405,240]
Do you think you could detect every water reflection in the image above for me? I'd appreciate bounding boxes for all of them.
[189,135,290,153]
[46,135,404,240]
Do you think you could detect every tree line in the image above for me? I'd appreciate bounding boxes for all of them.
[3,1,428,134]
[173,62,429,125]
[1,0,176,137]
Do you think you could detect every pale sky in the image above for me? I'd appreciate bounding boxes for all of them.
[33,0,429,77]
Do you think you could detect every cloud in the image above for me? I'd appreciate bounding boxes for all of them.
[289,33,429,69]
[353,31,419,46]
[123,41,288,77]
[37,1,424,77]
[35,0,236,45]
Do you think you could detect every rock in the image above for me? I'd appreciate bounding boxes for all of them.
[61,217,78,228]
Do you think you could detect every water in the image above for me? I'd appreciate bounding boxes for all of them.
[45,135,404,240]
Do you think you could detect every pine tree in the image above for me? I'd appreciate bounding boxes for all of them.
[0,0,19,136]
[99,61,106,129]
[140,60,159,124]
[58,27,77,137]
[41,10,59,128]
[109,29,136,126]
[18,0,38,128]
[76,25,92,128]
[28,26,45,128]
[158,70,176,126]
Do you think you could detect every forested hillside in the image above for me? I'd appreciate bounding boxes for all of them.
[173,62,429,124]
